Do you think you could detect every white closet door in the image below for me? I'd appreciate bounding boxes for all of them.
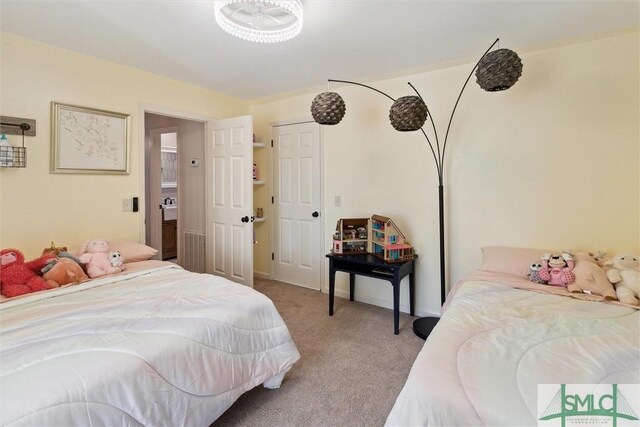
[205,116,253,287]
[272,122,322,290]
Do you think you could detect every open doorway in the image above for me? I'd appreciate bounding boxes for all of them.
[148,128,178,262]
[144,112,207,272]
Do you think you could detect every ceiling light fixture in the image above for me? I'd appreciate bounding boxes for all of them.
[214,0,303,43]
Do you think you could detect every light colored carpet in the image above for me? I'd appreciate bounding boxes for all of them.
[213,278,425,427]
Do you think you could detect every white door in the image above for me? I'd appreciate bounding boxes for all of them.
[272,122,322,290]
[205,116,254,286]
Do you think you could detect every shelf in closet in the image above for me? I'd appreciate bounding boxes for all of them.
[253,142,267,149]
[253,217,267,223]
[253,180,266,186]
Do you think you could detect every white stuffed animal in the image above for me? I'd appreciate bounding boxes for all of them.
[109,250,124,268]
[606,253,640,305]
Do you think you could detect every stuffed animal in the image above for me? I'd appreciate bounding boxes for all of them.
[528,262,547,284]
[109,251,124,268]
[567,252,617,300]
[41,252,83,274]
[42,241,68,257]
[77,239,123,279]
[591,251,609,269]
[606,253,640,305]
[539,252,575,286]
[0,248,56,298]
[42,258,89,288]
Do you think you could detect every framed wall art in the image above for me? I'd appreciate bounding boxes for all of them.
[51,102,130,174]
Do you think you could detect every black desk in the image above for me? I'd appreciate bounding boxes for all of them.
[326,253,417,335]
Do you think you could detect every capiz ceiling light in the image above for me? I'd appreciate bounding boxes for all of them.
[214,0,303,43]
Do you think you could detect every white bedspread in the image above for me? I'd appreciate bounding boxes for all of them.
[0,265,300,426]
[386,277,639,426]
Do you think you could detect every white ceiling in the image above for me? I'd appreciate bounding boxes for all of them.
[1,1,638,99]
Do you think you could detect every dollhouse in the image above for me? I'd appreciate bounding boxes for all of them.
[332,215,415,262]
[370,215,414,262]
[332,218,369,254]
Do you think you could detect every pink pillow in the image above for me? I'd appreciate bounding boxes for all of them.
[479,246,555,277]
[110,241,158,263]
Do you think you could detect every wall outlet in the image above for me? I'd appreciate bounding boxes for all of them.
[334,195,342,207]
[122,198,133,212]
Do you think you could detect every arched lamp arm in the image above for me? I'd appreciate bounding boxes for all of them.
[441,38,500,167]
[407,82,443,180]
[328,79,396,103]
[419,127,443,182]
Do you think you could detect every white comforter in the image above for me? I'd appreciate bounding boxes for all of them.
[386,276,639,426]
[0,265,300,426]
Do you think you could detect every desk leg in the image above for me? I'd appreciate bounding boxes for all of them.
[329,259,335,316]
[409,269,415,317]
[349,273,355,302]
[393,275,400,335]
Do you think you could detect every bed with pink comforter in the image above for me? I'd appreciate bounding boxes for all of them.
[386,271,639,426]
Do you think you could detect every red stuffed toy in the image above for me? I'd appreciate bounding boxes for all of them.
[0,248,55,298]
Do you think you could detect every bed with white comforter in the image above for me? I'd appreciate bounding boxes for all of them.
[0,262,300,426]
[386,270,639,426]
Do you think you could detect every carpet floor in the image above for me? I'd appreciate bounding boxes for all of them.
[213,278,425,427]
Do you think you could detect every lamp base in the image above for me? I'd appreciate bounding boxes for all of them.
[412,316,439,340]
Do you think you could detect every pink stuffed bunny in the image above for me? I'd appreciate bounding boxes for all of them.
[78,239,124,279]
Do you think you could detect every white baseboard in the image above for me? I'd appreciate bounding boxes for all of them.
[332,288,440,318]
[254,270,271,280]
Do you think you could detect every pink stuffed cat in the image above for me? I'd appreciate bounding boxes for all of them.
[78,239,124,279]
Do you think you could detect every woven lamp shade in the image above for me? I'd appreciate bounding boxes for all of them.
[389,96,428,132]
[475,48,523,92]
[311,92,346,125]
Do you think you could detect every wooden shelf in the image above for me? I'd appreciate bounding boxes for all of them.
[253,217,267,223]
[342,238,367,243]
[253,180,266,186]
[253,142,267,148]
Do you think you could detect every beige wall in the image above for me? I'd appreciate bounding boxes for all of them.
[250,31,640,316]
[0,33,248,258]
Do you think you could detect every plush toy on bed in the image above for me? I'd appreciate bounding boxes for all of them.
[527,262,547,284]
[605,253,640,305]
[0,248,56,297]
[42,258,89,288]
[567,252,617,300]
[539,252,575,286]
[109,251,124,268]
[77,239,124,279]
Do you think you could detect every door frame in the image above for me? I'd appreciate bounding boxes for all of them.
[138,105,211,257]
[269,118,325,292]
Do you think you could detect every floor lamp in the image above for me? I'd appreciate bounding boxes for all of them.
[310,38,523,339]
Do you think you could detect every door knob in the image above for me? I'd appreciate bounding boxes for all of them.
[241,216,250,223]
[312,211,320,218]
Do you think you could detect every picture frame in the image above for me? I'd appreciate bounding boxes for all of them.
[51,102,130,174]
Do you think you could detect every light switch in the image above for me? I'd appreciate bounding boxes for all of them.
[122,198,133,212]
[334,195,341,207]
